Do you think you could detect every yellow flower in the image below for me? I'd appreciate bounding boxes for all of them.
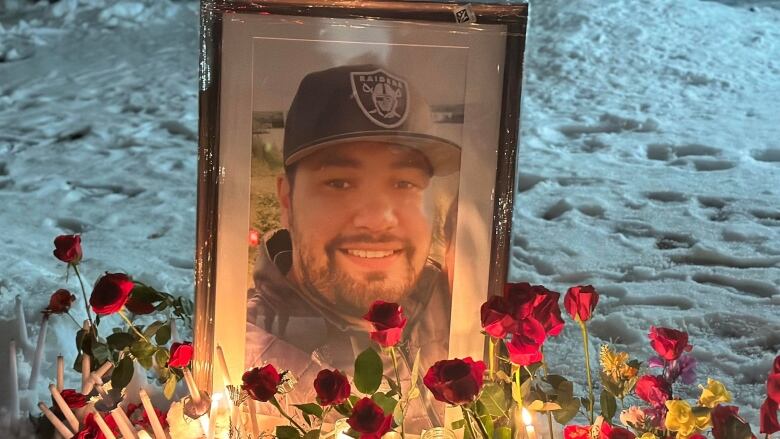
[638,433,658,439]
[665,400,697,438]
[699,378,732,408]
[600,345,631,380]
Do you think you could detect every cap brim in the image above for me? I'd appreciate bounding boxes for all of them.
[284,131,462,176]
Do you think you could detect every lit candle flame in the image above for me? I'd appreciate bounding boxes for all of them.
[521,407,533,426]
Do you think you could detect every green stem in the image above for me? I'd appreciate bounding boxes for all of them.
[489,338,496,381]
[72,265,95,335]
[578,321,594,424]
[318,406,331,439]
[65,312,81,329]
[514,366,523,410]
[272,397,306,435]
[390,347,405,438]
[541,357,555,439]
[118,310,150,343]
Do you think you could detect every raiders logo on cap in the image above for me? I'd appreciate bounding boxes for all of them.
[350,68,409,129]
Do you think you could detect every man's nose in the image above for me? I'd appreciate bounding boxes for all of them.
[352,197,399,231]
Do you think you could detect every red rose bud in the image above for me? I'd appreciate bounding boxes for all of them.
[634,375,671,407]
[53,234,82,264]
[347,397,393,439]
[506,318,546,366]
[773,355,780,374]
[363,301,407,348]
[531,287,564,336]
[89,272,134,315]
[313,369,351,406]
[423,357,486,406]
[78,412,120,439]
[167,342,194,368]
[43,289,76,315]
[648,326,692,361]
[599,422,636,439]
[563,425,591,439]
[480,295,517,338]
[503,282,537,320]
[760,398,780,435]
[563,285,599,322]
[59,389,88,409]
[711,404,755,439]
[242,364,281,402]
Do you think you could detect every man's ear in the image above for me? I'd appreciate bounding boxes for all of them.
[277,175,291,229]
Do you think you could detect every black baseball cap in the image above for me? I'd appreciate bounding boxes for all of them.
[283,64,461,176]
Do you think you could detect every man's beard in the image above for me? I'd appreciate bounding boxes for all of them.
[291,232,423,316]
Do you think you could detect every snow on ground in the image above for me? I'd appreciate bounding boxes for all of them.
[0,0,778,435]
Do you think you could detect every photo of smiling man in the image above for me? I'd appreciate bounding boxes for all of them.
[244,63,462,428]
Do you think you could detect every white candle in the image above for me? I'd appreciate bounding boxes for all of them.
[216,345,233,387]
[83,361,113,395]
[88,407,117,439]
[28,315,49,389]
[521,408,537,439]
[111,407,138,439]
[139,389,167,439]
[39,402,74,439]
[170,318,179,342]
[81,354,92,393]
[248,399,260,438]
[57,355,65,391]
[15,295,35,356]
[182,368,202,404]
[8,340,19,419]
[137,431,153,439]
[50,384,80,432]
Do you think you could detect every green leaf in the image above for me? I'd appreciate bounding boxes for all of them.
[294,403,323,419]
[372,392,397,416]
[164,374,177,399]
[601,390,618,421]
[111,356,134,391]
[494,426,512,439]
[553,397,580,424]
[450,419,465,430]
[155,323,172,345]
[353,348,383,395]
[91,342,111,364]
[131,340,156,369]
[154,348,170,368]
[276,426,302,439]
[106,332,135,351]
[131,284,166,303]
[410,348,421,388]
[479,383,508,417]
[303,430,321,439]
[143,321,166,338]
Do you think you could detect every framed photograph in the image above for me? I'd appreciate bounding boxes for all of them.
[195,0,527,430]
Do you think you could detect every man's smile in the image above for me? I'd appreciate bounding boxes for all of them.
[337,247,406,270]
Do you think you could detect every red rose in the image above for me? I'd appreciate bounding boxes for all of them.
[563,285,599,322]
[77,412,119,439]
[711,404,755,439]
[503,282,537,319]
[480,295,517,338]
[89,273,134,315]
[760,398,780,435]
[773,355,780,374]
[167,342,194,368]
[530,287,564,336]
[563,425,591,439]
[363,301,407,348]
[314,369,351,406]
[648,326,692,361]
[768,373,780,404]
[506,318,546,366]
[54,234,82,264]
[347,397,393,439]
[60,389,88,409]
[689,435,707,439]
[242,364,281,402]
[634,375,671,407]
[423,357,486,405]
[599,422,636,439]
[43,289,76,315]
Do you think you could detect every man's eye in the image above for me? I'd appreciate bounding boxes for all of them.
[395,181,419,190]
[325,180,352,189]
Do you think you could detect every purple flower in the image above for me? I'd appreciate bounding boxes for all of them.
[648,354,697,385]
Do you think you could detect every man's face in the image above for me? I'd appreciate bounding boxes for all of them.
[277,141,434,315]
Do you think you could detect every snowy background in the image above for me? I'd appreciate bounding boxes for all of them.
[0,0,778,435]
